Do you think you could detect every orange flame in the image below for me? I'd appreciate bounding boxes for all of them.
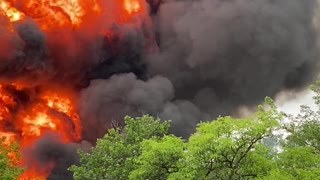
[0,0,147,179]
[0,0,144,30]
[0,0,25,22]
[124,0,141,14]
[0,84,82,179]
[20,0,86,29]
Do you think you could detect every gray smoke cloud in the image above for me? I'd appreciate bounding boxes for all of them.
[80,0,320,138]
[79,73,174,141]
[1,0,320,178]
[149,0,319,98]
[22,133,91,180]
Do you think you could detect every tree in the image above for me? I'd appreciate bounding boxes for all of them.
[129,135,184,180]
[274,81,320,179]
[69,115,170,180]
[0,140,24,180]
[70,100,283,180]
[128,98,282,180]
[170,99,281,180]
[70,82,320,180]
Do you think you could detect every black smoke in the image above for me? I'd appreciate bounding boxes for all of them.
[22,133,91,180]
[0,0,320,179]
[80,0,320,139]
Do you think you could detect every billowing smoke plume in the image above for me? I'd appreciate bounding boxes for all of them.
[81,0,320,138]
[0,0,319,179]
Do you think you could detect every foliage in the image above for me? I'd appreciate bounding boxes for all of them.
[69,115,170,180]
[0,141,24,180]
[129,135,184,180]
[276,81,320,179]
[170,99,281,180]
[70,82,320,180]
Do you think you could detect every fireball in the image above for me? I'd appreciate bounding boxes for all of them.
[0,0,146,179]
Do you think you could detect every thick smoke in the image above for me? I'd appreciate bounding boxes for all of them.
[22,133,91,180]
[0,0,320,179]
[80,73,173,142]
[80,0,320,138]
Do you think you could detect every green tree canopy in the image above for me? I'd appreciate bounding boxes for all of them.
[129,135,184,180]
[274,81,320,179]
[0,140,24,180]
[70,99,284,180]
[173,104,281,180]
[70,82,320,180]
[69,115,170,180]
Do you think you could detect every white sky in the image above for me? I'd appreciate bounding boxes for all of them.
[276,90,317,115]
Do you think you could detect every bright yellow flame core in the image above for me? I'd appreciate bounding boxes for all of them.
[124,0,141,14]
[0,1,25,22]
[0,0,85,25]
[48,0,85,25]
[0,0,142,26]
[24,113,57,136]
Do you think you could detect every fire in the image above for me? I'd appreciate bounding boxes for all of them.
[0,0,144,30]
[124,0,141,14]
[0,0,147,179]
[0,132,16,146]
[0,0,24,22]
[21,0,87,29]
[0,84,81,179]
[23,113,57,137]
[45,0,85,25]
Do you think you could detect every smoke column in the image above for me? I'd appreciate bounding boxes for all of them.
[81,0,320,139]
[0,0,319,179]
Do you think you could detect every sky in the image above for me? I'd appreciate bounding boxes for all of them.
[276,90,317,115]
